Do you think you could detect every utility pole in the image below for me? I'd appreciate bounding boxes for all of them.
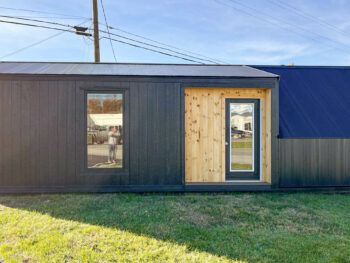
[92,0,100,62]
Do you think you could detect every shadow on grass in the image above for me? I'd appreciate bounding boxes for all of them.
[1,192,350,262]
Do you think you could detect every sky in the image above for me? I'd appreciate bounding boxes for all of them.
[0,0,350,65]
[231,104,253,115]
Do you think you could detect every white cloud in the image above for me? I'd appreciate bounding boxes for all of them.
[212,41,310,64]
[225,41,308,54]
[231,103,253,114]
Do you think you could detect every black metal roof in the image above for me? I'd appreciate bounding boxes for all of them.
[0,61,278,78]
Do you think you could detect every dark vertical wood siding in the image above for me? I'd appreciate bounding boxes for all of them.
[279,139,350,187]
[11,81,22,186]
[38,81,50,185]
[0,78,182,188]
[128,81,182,185]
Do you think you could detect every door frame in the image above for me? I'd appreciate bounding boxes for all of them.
[225,98,261,181]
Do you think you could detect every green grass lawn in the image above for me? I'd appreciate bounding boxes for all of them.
[232,141,252,148]
[231,163,253,170]
[1,193,350,262]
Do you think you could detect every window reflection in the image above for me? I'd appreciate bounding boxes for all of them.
[230,103,253,171]
[87,93,123,168]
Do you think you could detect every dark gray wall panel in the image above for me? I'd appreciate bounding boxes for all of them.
[0,78,183,188]
[165,83,181,185]
[66,81,77,186]
[11,81,22,186]
[279,139,350,187]
[29,81,40,187]
[0,81,12,185]
[38,81,50,186]
[136,81,149,185]
[128,82,140,185]
[128,82,182,185]
[48,81,59,186]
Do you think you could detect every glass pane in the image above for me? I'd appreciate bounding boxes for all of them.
[87,93,123,168]
[230,103,254,171]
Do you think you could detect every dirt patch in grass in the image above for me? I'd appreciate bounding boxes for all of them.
[173,203,214,227]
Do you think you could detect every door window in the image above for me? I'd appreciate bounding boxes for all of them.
[225,99,260,180]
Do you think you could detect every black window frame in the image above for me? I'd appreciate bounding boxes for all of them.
[225,98,260,181]
[82,87,129,176]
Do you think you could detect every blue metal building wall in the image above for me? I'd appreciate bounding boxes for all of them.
[255,66,350,187]
[255,66,350,138]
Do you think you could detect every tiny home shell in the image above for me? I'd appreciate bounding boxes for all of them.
[0,62,349,192]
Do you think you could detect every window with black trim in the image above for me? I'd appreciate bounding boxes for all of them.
[87,93,123,169]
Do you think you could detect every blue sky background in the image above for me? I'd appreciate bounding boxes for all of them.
[0,0,350,65]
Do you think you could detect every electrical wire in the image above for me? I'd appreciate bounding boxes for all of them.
[0,6,86,19]
[0,15,80,29]
[0,31,65,59]
[225,0,350,51]
[0,13,224,64]
[0,17,204,63]
[215,0,325,45]
[81,20,94,62]
[0,19,91,36]
[101,36,204,63]
[100,0,117,62]
[0,20,91,59]
[100,29,219,64]
[0,15,89,19]
[2,15,218,63]
[267,0,350,38]
[215,0,350,53]
[104,24,228,64]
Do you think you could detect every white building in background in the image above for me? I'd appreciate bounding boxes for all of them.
[231,114,252,132]
[230,103,253,133]
[88,114,123,128]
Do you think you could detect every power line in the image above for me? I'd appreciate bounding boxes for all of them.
[216,0,350,53]
[0,16,204,63]
[100,29,219,64]
[225,0,350,51]
[266,0,350,38]
[100,0,117,62]
[0,15,89,20]
[215,0,320,43]
[0,15,90,35]
[104,24,228,64]
[1,9,224,64]
[0,6,87,19]
[1,9,225,64]
[101,36,204,63]
[0,19,92,36]
[0,20,91,59]
[82,21,94,62]
[0,15,79,29]
[0,31,65,59]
